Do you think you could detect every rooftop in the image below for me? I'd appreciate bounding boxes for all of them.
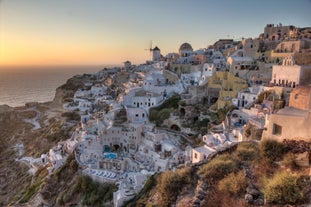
[276,107,309,117]
[194,145,215,155]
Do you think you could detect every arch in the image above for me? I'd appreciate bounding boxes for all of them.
[113,144,120,151]
[211,97,218,104]
[180,107,186,117]
[170,124,181,131]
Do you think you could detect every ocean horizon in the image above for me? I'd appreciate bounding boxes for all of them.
[0,65,120,107]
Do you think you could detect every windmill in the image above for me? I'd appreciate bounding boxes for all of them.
[145,40,153,60]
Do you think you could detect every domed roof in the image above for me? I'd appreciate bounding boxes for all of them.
[179,42,193,51]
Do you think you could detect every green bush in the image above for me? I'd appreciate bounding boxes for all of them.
[260,139,285,161]
[158,172,183,206]
[149,94,181,126]
[283,153,298,170]
[73,175,117,206]
[218,170,247,195]
[198,154,238,182]
[158,167,191,207]
[62,111,80,121]
[235,142,259,161]
[264,171,303,204]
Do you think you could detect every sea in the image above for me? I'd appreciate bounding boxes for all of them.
[0,65,114,107]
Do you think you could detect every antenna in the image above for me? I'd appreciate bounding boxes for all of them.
[145,40,153,60]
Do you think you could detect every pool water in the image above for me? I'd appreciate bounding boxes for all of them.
[104,153,117,159]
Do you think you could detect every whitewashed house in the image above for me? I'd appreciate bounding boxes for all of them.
[177,42,194,64]
[200,63,216,85]
[271,55,311,87]
[232,85,265,108]
[210,50,227,70]
[126,107,148,123]
[192,145,216,163]
[48,145,66,170]
[181,71,201,89]
[142,70,183,96]
[131,89,163,110]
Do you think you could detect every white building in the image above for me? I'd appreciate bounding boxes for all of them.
[202,133,227,148]
[165,53,179,63]
[210,50,227,70]
[227,55,254,72]
[232,85,265,108]
[142,70,184,96]
[124,61,132,71]
[132,89,163,110]
[78,99,93,112]
[48,145,66,170]
[192,145,216,163]
[152,46,161,62]
[177,42,194,64]
[91,85,106,97]
[180,71,201,89]
[200,63,216,85]
[271,56,311,87]
[126,107,148,123]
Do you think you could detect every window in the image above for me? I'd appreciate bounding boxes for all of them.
[272,123,282,135]
[194,153,197,159]
[294,94,299,99]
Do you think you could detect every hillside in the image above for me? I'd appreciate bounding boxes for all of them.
[1,69,310,207]
[0,74,96,206]
[124,141,311,207]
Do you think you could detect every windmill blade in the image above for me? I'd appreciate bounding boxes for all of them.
[150,40,153,51]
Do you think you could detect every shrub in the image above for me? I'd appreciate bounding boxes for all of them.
[218,170,247,196]
[235,142,259,161]
[149,94,181,125]
[62,111,80,121]
[198,154,238,182]
[283,153,298,170]
[260,139,285,161]
[158,167,191,207]
[158,172,182,206]
[264,171,303,204]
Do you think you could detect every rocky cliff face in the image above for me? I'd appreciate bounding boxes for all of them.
[49,74,92,109]
[0,73,92,206]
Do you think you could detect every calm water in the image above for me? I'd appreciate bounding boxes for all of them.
[0,65,108,107]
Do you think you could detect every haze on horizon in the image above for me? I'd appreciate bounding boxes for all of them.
[0,0,310,67]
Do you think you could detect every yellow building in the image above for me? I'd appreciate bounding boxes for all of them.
[208,71,248,110]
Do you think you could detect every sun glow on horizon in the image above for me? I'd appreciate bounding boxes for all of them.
[0,0,310,67]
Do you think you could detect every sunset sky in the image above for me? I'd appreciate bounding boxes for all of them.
[0,0,310,66]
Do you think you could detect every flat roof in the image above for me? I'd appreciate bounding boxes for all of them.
[276,107,309,117]
[193,145,215,155]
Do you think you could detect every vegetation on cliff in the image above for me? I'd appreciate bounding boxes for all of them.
[41,153,117,206]
[124,141,310,207]
[149,94,181,126]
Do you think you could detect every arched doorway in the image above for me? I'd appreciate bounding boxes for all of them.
[180,108,186,118]
[170,124,181,131]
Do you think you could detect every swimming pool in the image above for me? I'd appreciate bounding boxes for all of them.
[104,153,117,159]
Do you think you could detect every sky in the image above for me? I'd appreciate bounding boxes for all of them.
[0,0,310,66]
